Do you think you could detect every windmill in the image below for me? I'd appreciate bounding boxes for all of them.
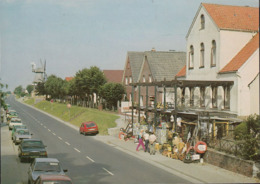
[31,60,47,84]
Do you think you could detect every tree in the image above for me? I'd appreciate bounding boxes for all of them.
[234,114,260,161]
[14,85,23,96]
[45,75,68,100]
[26,84,34,95]
[35,82,46,97]
[100,83,125,110]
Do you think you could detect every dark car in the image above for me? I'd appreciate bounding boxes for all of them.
[35,174,72,184]
[18,139,47,162]
[79,121,99,135]
[28,158,68,184]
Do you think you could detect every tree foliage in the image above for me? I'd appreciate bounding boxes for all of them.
[26,84,34,95]
[45,75,68,99]
[234,114,260,161]
[100,83,125,109]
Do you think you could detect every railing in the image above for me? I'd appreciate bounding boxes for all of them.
[209,138,242,156]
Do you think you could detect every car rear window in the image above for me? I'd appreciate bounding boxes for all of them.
[34,162,61,172]
[22,141,44,148]
[43,181,72,184]
[17,130,29,135]
[86,123,96,127]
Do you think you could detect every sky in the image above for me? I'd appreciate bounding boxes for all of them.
[0,0,258,91]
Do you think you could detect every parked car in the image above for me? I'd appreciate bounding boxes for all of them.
[28,158,68,184]
[13,129,32,145]
[34,174,72,184]
[7,110,18,122]
[79,121,99,135]
[18,139,47,162]
[9,117,22,130]
[12,124,28,140]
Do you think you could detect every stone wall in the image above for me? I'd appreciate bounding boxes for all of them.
[204,148,258,178]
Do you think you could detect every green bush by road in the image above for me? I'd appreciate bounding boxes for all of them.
[24,99,118,135]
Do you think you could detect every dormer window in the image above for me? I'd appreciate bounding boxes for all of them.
[189,45,194,69]
[211,40,216,67]
[143,75,146,83]
[200,14,205,29]
[200,43,205,68]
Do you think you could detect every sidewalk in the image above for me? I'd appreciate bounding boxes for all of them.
[18,100,260,183]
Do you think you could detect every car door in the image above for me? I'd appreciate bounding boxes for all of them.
[28,161,35,183]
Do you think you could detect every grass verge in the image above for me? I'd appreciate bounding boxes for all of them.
[24,99,118,135]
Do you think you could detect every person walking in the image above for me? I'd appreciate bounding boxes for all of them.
[136,129,145,151]
[149,132,157,155]
[143,130,150,152]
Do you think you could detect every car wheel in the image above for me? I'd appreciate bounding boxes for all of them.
[28,179,31,184]
[84,132,87,136]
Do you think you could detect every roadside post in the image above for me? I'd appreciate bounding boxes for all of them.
[67,103,71,120]
[50,99,54,111]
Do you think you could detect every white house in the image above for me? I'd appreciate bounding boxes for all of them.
[176,3,259,117]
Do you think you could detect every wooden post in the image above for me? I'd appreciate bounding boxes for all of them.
[146,85,148,123]
[213,120,216,139]
[226,122,229,136]
[174,80,178,131]
[138,85,141,123]
[154,86,157,124]
[131,86,134,125]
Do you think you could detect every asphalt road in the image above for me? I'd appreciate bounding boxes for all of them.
[2,96,190,184]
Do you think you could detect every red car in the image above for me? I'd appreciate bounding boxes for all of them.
[35,174,72,184]
[79,121,99,135]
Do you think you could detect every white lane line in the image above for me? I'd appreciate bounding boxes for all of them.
[102,168,114,176]
[65,142,70,146]
[48,129,51,132]
[86,156,95,163]
[52,133,56,136]
[40,123,43,126]
[58,136,62,140]
[74,148,81,153]
[44,126,46,128]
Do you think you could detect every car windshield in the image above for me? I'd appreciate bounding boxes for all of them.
[42,181,72,184]
[15,125,27,130]
[11,121,22,123]
[17,130,29,135]
[86,123,96,127]
[34,162,61,172]
[22,141,44,148]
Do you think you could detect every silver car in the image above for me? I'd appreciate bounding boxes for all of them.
[13,129,32,145]
[27,158,68,184]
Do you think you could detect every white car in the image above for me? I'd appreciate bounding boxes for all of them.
[13,129,32,145]
[9,118,22,130]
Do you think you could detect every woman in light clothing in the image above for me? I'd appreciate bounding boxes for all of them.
[149,133,156,155]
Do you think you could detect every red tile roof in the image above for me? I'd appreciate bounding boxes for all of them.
[176,65,186,77]
[65,77,74,81]
[203,3,259,31]
[219,33,259,73]
[103,70,124,83]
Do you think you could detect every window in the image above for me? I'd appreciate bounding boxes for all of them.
[190,87,194,106]
[129,76,132,84]
[125,77,128,85]
[143,75,146,83]
[224,86,230,109]
[212,86,217,108]
[181,88,185,105]
[201,14,205,29]
[200,43,204,68]
[211,40,216,67]
[189,45,194,69]
[200,87,205,107]
[149,75,152,83]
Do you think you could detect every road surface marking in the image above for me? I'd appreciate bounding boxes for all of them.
[102,168,114,176]
[53,133,56,136]
[74,148,80,153]
[86,156,95,162]
[65,142,70,146]
[40,123,43,125]
[48,129,51,132]
[58,136,62,140]
[44,126,46,128]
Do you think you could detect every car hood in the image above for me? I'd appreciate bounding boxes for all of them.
[32,171,65,181]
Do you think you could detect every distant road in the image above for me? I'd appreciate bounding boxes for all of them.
[2,96,189,184]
